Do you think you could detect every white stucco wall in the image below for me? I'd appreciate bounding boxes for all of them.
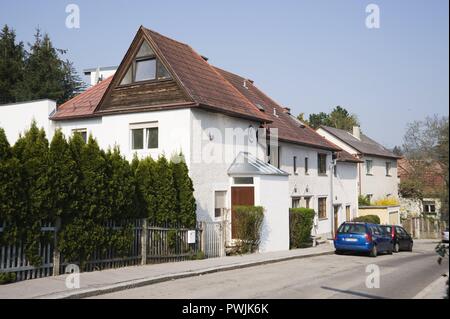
[278,141,334,237]
[188,109,259,222]
[0,99,56,144]
[54,108,192,163]
[256,175,290,252]
[360,155,398,202]
[333,161,359,227]
[316,127,399,203]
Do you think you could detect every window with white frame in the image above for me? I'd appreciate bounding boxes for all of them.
[130,122,158,150]
[385,162,392,176]
[214,191,227,218]
[72,128,87,143]
[366,160,373,175]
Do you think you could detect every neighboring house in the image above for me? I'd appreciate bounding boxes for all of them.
[317,125,401,203]
[398,158,445,219]
[332,150,363,228]
[0,26,347,248]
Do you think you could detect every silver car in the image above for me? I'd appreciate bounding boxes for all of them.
[442,227,449,243]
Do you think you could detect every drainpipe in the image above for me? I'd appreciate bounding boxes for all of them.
[330,153,337,238]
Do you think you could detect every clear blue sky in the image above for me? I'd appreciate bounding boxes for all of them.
[1,0,448,147]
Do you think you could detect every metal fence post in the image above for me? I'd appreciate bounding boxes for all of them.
[141,218,148,265]
[200,221,206,255]
[52,217,61,276]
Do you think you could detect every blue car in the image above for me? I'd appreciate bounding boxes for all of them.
[334,222,393,257]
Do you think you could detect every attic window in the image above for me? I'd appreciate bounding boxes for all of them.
[120,41,171,85]
[256,103,265,112]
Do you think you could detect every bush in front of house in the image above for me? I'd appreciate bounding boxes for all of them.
[358,195,371,206]
[0,122,197,268]
[234,206,264,254]
[289,208,315,248]
[352,215,381,224]
[372,197,400,207]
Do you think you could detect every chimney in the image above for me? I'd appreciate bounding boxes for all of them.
[352,126,361,140]
[283,107,291,115]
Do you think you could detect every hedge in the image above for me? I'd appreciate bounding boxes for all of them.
[289,208,315,248]
[234,206,264,254]
[0,122,197,267]
[352,215,381,224]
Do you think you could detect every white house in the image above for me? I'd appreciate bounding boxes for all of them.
[317,125,401,204]
[0,26,351,250]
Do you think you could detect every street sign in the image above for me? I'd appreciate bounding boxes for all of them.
[187,230,196,244]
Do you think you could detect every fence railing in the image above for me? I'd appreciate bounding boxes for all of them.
[402,217,447,239]
[0,219,205,283]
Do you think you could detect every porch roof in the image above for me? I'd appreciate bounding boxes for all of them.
[228,152,289,176]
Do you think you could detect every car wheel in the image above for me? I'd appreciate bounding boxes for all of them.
[407,243,413,252]
[369,245,377,257]
[393,242,400,253]
[387,248,393,255]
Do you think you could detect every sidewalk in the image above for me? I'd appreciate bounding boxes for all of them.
[414,273,449,299]
[0,242,334,299]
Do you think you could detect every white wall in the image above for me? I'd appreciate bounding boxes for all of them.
[189,109,259,221]
[54,108,192,163]
[278,141,334,237]
[360,155,398,201]
[333,161,359,226]
[256,175,290,252]
[0,99,56,144]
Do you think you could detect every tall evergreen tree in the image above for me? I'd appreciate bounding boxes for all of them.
[306,106,359,130]
[135,157,156,221]
[0,127,11,160]
[15,28,84,104]
[0,25,25,104]
[48,130,77,221]
[171,153,196,228]
[154,156,176,224]
[11,121,51,265]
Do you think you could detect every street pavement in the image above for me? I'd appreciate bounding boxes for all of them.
[90,240,448,299]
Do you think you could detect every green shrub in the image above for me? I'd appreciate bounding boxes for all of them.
[189,250,205,260]
[352,215,381,224]
[234,206,264,254]
[358,195,371,206]
[289,208,315,248]
[0,272,16,285]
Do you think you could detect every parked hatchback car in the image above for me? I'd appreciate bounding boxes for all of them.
[334,222,393,257]
[380,225,413,252]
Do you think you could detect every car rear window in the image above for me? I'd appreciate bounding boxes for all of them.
[338,224,367,234]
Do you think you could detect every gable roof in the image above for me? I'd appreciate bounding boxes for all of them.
[215,67,340,151]
[320,125,400,159]
[52,27,270,123]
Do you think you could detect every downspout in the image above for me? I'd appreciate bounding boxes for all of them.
[330,152,337,238]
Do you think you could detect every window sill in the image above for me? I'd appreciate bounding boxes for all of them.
[318,217,328,221]
[318,173,328,177]
[117,78,173,89]
[366,174,373,176]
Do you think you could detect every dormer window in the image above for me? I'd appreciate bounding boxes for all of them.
[120,41,171,85]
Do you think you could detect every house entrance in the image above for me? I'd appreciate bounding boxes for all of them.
[231,186,255,239]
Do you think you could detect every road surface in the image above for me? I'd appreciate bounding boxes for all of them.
[90,241,448,299]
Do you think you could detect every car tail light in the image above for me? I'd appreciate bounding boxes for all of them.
[334,232,338,241]
[365,233,373,243]
[391,228,395,239]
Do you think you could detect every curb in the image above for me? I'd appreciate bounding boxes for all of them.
[39,249,334,299]
[413,272,449,299]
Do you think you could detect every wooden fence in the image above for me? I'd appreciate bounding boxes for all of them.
[0,219,203,283]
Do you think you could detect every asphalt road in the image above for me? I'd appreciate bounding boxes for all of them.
[90,241,448,299]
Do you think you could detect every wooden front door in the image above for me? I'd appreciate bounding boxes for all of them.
[231,187,255,239]
[333,205,340,236]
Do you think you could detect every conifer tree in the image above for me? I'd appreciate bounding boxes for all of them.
[154,156,176,224]
[15,28,84,104]
[11,121,51,265]
[135,157,156,221]
[48,130,77,221]
[0,25,25,104]
[171,153,196,228]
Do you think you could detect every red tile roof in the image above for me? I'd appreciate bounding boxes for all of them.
[215,67,340,151]
[143,28,270,122]
[51,26,339,151]
[51,76,112,120]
